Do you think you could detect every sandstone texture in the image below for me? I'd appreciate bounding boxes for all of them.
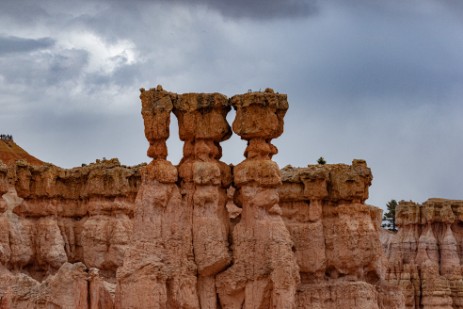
[0,86,405,308]
[382,199,463,309]
[0,159,140,308]
[280,161,403,309]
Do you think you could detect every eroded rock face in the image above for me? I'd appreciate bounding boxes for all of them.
[115,86,200,309]
[0,159,140,308]
[174,91,232,309]
[216,89,300,309]
[280,161,404,309]
[0,262,89,309]
[382,199,463,309]
[0,86,404,308]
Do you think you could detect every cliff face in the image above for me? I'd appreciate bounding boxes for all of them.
[280,162,403,308]
[0,159,140,308]
[382,199,463,309]
[0,87,404,308]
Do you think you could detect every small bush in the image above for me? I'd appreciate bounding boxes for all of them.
[317,157,326,165]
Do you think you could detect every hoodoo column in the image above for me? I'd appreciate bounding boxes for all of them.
[115,86,199,309]
[173,92,233,309]
[216,88,300,309]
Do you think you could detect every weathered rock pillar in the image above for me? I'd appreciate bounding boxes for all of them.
[216,89,300,309]
[115,86,199,309]
[173,92,232,309]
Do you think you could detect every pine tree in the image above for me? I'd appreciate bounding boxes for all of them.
[383,199,398,231]
[317,157,326,165]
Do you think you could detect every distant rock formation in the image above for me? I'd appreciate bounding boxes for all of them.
[382,199,463,309]
[280,161,405,308]
[0,136,44,166]
[0,87,404,308]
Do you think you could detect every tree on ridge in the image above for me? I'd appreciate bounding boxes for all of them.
[382,199,398,231]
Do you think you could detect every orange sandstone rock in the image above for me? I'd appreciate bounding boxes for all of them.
[0,138,44,167]
[174,91,232,309]
[115,87,200,309]
[383,199,463,309]
[216,89,300,309]
[280,162,404,309]
[0,87,406,309]
[0,159,138,308]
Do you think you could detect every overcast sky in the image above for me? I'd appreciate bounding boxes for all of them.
[1,0,462,209]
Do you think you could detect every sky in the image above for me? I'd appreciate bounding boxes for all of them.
[1,0,462,210]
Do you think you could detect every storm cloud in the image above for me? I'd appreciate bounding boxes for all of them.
[168,0,319,19]
[0,0,462,210]
[0,36,55,55]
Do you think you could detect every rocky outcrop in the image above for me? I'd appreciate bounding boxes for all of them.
[113,86,402,308]
[280,162,404,308]
[0,137,44,166]
[175,91,232,308]
[382,199,463,309]
[0,159,140,308]
[115,86,201,309]
[216,89,300,308]
[0,86,404,308]
[0,262,89,309]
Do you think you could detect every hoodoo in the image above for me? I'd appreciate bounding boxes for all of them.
[0,87,407,308]
[382,199,463,309]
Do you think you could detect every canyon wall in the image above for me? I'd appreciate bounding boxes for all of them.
[0,86,404,308]
[280,162,403,308]
[382,199,463,309]
[0,159,140,308]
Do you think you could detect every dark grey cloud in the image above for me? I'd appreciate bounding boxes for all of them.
[0,0,462,211]
[266,1,463,112]
[86,0,319,20]
[169,0,318,19]
[0,1,49,23]
[0,48,88,87]
[0,0,318,25]
[0,36,55,55]
[47,49,90,85]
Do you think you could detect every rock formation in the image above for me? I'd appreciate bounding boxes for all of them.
[280,162,404,308]
[174,90,232,308]
[382,199,463,309]
[0,158,140,308]
[0,86,405,308]
[0,137,44,166]
[115,86,202,309]
[216,89,300,308]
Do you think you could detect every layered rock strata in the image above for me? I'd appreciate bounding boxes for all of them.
[215,89,300,308]
[382,199,463,309]
[174,90,232,308]
[280,162,404,308]
[115,86,202,308]
[0,159,140,308]
[0,87,404,308]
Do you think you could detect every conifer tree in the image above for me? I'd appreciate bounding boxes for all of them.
[383,199,398,231]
